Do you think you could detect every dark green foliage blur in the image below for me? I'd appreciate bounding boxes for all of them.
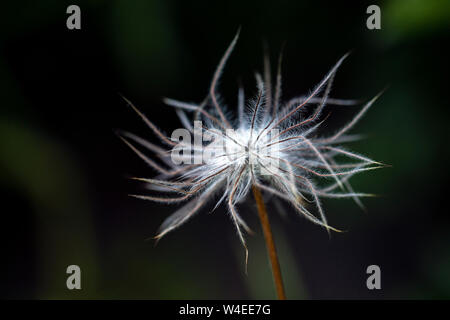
[1,0,449,299]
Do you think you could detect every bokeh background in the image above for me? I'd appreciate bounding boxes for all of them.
[1,0,449,299]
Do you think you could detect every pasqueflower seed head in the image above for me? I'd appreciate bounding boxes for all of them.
[118,29,385,264]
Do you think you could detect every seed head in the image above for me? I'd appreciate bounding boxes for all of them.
[118,30,385,263]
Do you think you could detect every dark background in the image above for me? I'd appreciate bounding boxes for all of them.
[1,0,449,299]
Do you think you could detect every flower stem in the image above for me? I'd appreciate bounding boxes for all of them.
[252,184,286,300]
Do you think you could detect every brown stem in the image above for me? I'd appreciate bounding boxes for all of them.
[252,185,286,300]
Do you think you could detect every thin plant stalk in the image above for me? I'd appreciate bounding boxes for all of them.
[252,185,286,300]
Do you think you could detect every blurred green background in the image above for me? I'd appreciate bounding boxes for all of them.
[1,0,449,299]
